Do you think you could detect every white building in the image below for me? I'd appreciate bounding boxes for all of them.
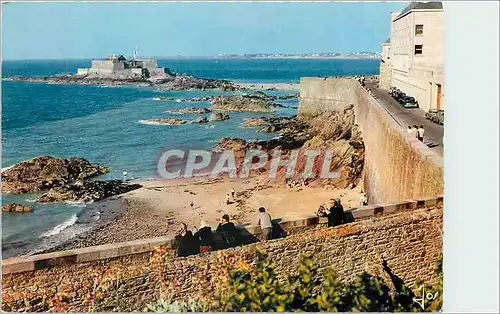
[379,2,444,112]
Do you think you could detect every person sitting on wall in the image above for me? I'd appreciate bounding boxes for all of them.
[360,192,369,206]
[174,223,188,242]
[316,204,328,217]
[417,125,425,142]
[325,199,345,227]
[177,230,200,257]
[216,214,239,248]
[194,220,215,253]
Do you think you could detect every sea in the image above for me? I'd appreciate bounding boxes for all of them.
[1,58,379,258]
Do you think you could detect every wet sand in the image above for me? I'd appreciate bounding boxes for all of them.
[54,177,363,250]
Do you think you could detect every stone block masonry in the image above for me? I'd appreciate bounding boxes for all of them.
[299,77,443,204]
[1,198,442,312]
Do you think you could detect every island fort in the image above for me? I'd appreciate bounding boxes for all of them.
[76,52,172,79]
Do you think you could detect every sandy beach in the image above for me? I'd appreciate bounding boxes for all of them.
[54,176,363,250]
[237,82,299,91]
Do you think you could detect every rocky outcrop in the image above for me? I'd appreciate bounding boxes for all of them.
[180,96,212,102]
[210,93,275,113]
[6,72,238,91]
[307,104,356,141]
[139,118,187,125]
[208,112,230,121]
[166,107,212,114]
[1,156,107,194]
[2,203,34,213]
[36,180,142,203]
[154,74,238,91]
[242,117,267,127]
[277,93,300,100]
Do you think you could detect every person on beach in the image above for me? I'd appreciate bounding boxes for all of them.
[177,230,200,257]
[417,125,425,142]
[122,170,128,181]
[325,199,345,227]
[231,188,236,199]
[225,193,230,205]
[190,201,194,210]
[194,220,215,253]
[360,193,369,206]
[216,214,238,247]
[256,207,273,241]
[407,126,413,135]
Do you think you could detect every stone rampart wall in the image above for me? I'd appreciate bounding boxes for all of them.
[2,198,442,312]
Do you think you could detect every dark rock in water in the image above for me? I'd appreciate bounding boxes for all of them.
[189,116,209,124]
[36,180,142,203]
[180,96,212,103]
[208,112,230,121]
[2,203,34,213]
[210,93,275,112]
[7,72,239,91]
[277,92,300,100]
[167,107,212,114]
[242,117,267,127]
[1,156,107,194]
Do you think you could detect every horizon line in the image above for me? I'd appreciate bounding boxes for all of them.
[2,53,381,62]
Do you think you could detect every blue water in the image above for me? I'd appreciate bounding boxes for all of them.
[1,58,379,257]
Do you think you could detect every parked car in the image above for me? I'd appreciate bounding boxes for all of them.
[436,110,444,125]
[389,87,419,108]
[425,109,444,125]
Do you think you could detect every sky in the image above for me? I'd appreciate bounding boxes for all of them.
[2,1,407,60]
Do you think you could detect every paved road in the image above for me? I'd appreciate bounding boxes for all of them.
[365,81,444,157]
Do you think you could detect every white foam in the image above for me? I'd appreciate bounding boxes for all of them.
[2,165,14,171]
[40,214,78,238]
[138,119,163,125]
[65,200,87,207]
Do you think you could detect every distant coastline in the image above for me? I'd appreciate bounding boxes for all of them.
[2,53,381,62]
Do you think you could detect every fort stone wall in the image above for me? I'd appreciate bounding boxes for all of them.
[298,77,443,204]
[2,198,442,312]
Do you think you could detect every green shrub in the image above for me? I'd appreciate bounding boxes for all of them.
[146,250,443,312]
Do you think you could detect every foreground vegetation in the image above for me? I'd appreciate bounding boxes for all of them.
[146,250,442,312]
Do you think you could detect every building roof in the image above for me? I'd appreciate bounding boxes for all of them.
[394,2,443,21]
[384,38,390,43]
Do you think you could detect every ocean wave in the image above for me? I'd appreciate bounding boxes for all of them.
[40,214,78,238]
[65,200,87,206]
[138,120,164,125]
[2,165,14,171]
[25,198,37,203]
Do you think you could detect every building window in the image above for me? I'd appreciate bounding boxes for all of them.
[415,24,424,35]
[414,45,423,55]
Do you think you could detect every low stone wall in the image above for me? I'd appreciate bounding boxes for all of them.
[299,77,444,204]
[1,197,442,312]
